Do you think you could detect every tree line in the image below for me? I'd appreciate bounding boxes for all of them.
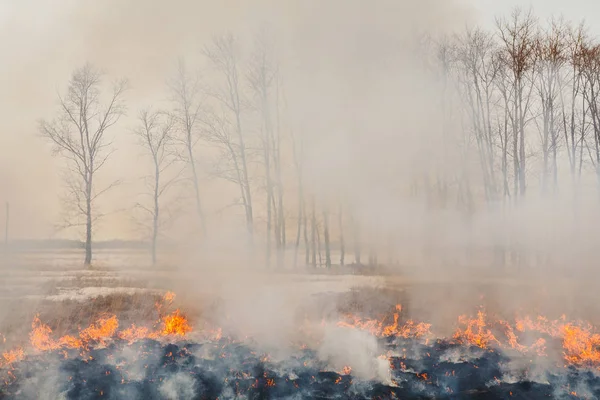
[38,9,600,268]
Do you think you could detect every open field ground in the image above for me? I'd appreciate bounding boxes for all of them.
[2,249,600,344]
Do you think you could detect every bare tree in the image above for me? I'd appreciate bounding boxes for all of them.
[203,34,254,241]
[169,60,207,237]
[496,8,538,199]
[338,202,345,266]
[561,23,590,182]
[353,215,361,265]
[39,64,127,265]
[323,207,331,268]
[247,27,282,267]
[133,109,178,265]
[534,18,568,193]
[291,129,306,268]
[578,42,600,187]
[310,196,317,267]
[4,202,8,253]
[494,57,516,202]
[454,27,501,201]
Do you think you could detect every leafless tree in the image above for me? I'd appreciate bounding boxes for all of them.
[169,60,207,237]
[561,23,590,181]
[247,27,285,267]
[338,203,345,266]
[39,64,127,265]
[454,27,501,201]
[578,42,600,186]
[496,8,538,199]
[132,109,178,265]
[533,18,569,193]
[494,56,516,202]
[291,129,306,268]
[353,215,361,265]
[202,34,254,243]
[322,206,331,268]
[310,196,317,267]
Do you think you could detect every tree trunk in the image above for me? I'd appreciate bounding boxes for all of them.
[311,197,317,267]
[338,203,345,266]
[152,162,160,266]
[188,144,206,237]
[323,208,331,268]
[293,200,302,268]
[85,180,93,266]
[354,220,361,265]
[518,86,527,198]
[551,105,558,191]
[234,106,253,242]
[265,150,273,268]
[4,202,9,252]
[316,222,322,267]
[303,203,309,266]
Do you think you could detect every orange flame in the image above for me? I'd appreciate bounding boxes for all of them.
[562,324,600,366]
[79,315,119,346]
[160,309,192,336]
[10,296,600,375]
[163,291,176,304]
[23,293,192,357]
[1,348,24,367]
[337,304,431,339]
[118,325,150,344]
[453,310,499,349]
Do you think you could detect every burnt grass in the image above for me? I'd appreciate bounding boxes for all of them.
[0,335,592,399]
[2,280,600,399]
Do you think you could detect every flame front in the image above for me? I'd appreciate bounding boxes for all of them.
[337,304,431,339]
[20,291,193,358]
[1,348,24,367]
[8,295,600,375]
[454,310,499,349]
[160,309,192,336]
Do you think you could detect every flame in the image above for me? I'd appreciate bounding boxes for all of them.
[30,315,60,351]
[79,315,119,346]
[346,306,600,369]
[416,372,428,380]
[160,309,192,336]
[562,324,600,366]
[30,314,119,352]
[454,310,499,349]
[337,304,431,339]
[1,348,24,367]
[118,325,150,344]
[9,295,600,375]
[20,293,192,361]
[163,291,176,304]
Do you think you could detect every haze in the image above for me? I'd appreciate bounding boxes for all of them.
[1,0,599,280]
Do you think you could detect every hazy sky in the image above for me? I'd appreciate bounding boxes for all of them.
[1,0,599,241]
[475,0,600,34]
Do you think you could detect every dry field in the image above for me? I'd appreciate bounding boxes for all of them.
[1,248,599,348]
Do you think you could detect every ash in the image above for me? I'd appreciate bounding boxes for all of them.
[1,336,594,400]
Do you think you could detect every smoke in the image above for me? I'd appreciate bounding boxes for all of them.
[0,0,472,240]
[159,373,197,400]
[7,0,600,396]
[317,324,383,381]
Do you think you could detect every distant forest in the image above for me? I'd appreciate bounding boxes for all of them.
[26,7,600,268]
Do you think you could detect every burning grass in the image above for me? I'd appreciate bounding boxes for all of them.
[3,288,600,398]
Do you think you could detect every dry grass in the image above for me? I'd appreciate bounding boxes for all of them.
[0,291,165,349]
